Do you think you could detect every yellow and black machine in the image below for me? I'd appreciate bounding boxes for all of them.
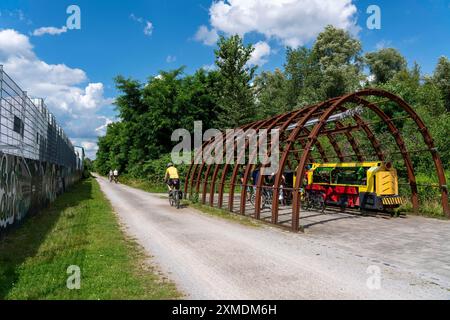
[296,162,405,211]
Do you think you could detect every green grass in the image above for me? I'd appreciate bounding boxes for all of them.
[0,178,181,300]
[118,175,167,193]
[397,199,448,219]
[396,172,449,219]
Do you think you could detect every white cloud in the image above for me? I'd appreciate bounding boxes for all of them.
[0,29,114,158]
[0,9,32,25]
[375,40,392,50]
[248,41,271,66]
[32,26,68,36]
[130,13,153,36]
[201,64,217,71]
[0,29,34,59]
[166,55,177,63]
[81,141,99,154]
[71,138,100,159]
[144,21,153,36]
[205,0,358,47]
[194,25,219,46]
[129,13,144,24]
[95,116,115,135]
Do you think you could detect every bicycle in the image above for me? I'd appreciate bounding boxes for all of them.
[301,190,326,213]
[169,188,182,209]
[250,187,273,210]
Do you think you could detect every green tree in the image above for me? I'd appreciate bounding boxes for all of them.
[96,68,221,177]
[114,76,145,122]
[282,26,364,106]
[214,35,256,129]
[254,69,289,119]
[284,47,320,107]
[432,56,450,111]
[377,62,449,171]
[311,25,364,99]
[365,48,407,84]
[95,121,129,175]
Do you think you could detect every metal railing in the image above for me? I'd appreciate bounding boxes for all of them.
[0,65,82,170]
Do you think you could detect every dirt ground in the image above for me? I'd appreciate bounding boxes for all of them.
[95,174,450,299]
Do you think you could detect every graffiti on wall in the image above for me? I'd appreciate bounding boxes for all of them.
[0,153,31,228]
[0,151,80,231]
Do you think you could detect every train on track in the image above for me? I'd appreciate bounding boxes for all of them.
[296,162,405,212]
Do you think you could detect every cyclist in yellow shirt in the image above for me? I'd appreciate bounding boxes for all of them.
[164,163,180,192]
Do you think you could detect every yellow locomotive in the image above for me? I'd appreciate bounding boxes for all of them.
[296,162,404,211]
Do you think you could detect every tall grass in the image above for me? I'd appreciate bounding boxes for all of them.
[0,178,181,300]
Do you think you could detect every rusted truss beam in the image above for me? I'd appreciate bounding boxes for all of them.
[185,88,449,234]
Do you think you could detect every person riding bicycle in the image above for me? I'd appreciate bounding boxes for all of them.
[165,163,180,194]
[113,168,119,183]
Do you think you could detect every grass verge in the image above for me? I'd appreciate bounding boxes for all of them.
[397,199,448,219]
[0,177,181,300]
[118,175,166,193]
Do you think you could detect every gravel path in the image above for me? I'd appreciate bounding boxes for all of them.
[95,174,450,300]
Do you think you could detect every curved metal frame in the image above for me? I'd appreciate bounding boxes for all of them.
[185,89,449,231]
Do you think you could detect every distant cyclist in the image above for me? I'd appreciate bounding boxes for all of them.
[165,163,180,193]
[113,168,119,183]
[109,170,113,182]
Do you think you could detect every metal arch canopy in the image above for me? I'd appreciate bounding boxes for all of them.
[184,88,449,231]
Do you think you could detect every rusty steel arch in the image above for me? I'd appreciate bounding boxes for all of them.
[184,89,449,231]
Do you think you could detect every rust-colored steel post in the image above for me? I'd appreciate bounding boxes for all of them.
[238,112,294,215]
[346,108,385,161]
[193,121,259,206]
[184,163,193,196]
[201,164,213,204]
[195,141,218,196]
[351,96,419,212]
[364,89,449,217]
[302,127,330,162]
[208,165,221,206]
[335,121,364,162]
[290,95,359,231]
[190,88,449,228]
[215,121,265,209]
[199,134,230,201]
[254,106,320,219]
[228,118,275,212]
[187,137,215,198]
[217,165,229,209]
[292,91,422,231]
[271,99,336,225]
[188,163,199,198]
[186,144,205,197]
[195,162,206,193]
[325,133,344,161]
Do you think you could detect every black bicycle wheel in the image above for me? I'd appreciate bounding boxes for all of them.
[250,192,256,207]
[261,193,268,210]
[169,192,174,206]
[301,192,310,211]
[320,197,325,213]
[176,191,181,209]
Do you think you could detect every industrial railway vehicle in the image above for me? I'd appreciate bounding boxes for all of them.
[297,162,405,212]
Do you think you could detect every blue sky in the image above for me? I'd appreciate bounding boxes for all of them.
[0,0,449,158]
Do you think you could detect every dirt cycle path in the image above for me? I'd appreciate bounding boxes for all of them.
[94,174,450,299]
